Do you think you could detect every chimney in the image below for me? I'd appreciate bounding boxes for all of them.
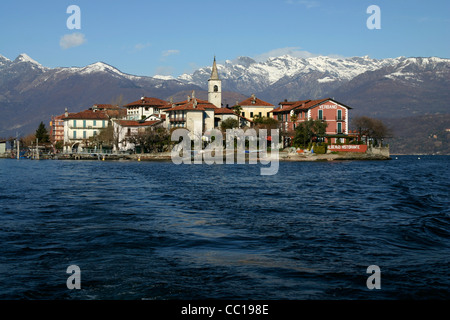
[65,108,68,117]
[193,98,198,109]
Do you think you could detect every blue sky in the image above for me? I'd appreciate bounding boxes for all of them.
[0,0,449,77]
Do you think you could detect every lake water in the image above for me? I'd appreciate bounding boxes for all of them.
[0,156,449,300]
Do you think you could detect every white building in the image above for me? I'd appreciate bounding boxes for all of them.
[113,119,164,152]
[164,93,217,135]
[63,108,111,152]
[124,96,171,120]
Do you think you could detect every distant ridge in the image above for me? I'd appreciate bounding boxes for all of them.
[0,53,449,154]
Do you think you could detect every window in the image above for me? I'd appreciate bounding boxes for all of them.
[102,120,106,128]
[93,120,97,127]
[93,131,97,136]
[250,112,254,118]
[73,131,76,139]
[337,122,342,134]
[83,120,86,128]
[259,112,262,117]
[73,120,77,127]
[318,110,323,120]
[83,131,87,139]
[337,110,342,121]
[214,85,218,92]
[242,112,245,118]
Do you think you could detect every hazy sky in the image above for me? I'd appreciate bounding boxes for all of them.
[0,0,448,77]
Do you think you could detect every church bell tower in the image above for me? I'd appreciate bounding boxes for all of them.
[208,56,222,108]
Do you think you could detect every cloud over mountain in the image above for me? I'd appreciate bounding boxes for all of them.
[60,33,87,49]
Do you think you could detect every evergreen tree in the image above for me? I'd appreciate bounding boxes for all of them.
[35,122,50,143]
[292,119,327,148]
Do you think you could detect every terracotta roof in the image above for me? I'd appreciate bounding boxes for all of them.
[270,100,311,113]
[63,109,110,120]
[237,96,274,107]
[116,120,161,127]
[124,96,171,108]
[164,99,217,112]
[214,108,236,115]
[270,98,352,113]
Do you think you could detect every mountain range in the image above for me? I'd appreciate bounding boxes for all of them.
[0,53,449,154]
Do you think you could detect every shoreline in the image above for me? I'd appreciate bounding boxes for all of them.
[0,151,391,162]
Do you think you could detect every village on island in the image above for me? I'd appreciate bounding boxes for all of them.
[0,58,390,162]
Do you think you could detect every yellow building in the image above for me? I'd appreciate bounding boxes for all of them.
[234,94,275,121]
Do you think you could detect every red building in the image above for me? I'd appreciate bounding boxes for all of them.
[50,114,65,146]
[270,98,352,145]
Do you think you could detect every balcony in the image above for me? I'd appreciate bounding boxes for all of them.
[335,116,346,121]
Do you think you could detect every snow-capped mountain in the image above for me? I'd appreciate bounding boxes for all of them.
[177,55,449,106]
[0,53,202,137]
[178,55,397,94]
[0,52,449,154]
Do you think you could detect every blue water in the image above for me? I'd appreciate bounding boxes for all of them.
[0,156,449,300]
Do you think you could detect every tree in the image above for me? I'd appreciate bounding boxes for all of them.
[91,125,114,149]
[292,119,328,148]
[20,133,36,147]
[35,122,50,143]
[220,118,239,131]
[110,94,125,107]
[253,116,278,130]
[55,141,64,151]
[128,126,171,153]
[232,105,242,116]
[352,116,392,146]
[290,113,298,123]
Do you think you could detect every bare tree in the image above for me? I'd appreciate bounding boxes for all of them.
[352,116,392,146]
[110,94,125,107]
[128,126,172,153]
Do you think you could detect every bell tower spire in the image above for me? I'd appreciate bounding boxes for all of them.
[208,56,222,108]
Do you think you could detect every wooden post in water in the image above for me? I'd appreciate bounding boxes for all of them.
[16,139,19,160]
[36,138,39,160]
